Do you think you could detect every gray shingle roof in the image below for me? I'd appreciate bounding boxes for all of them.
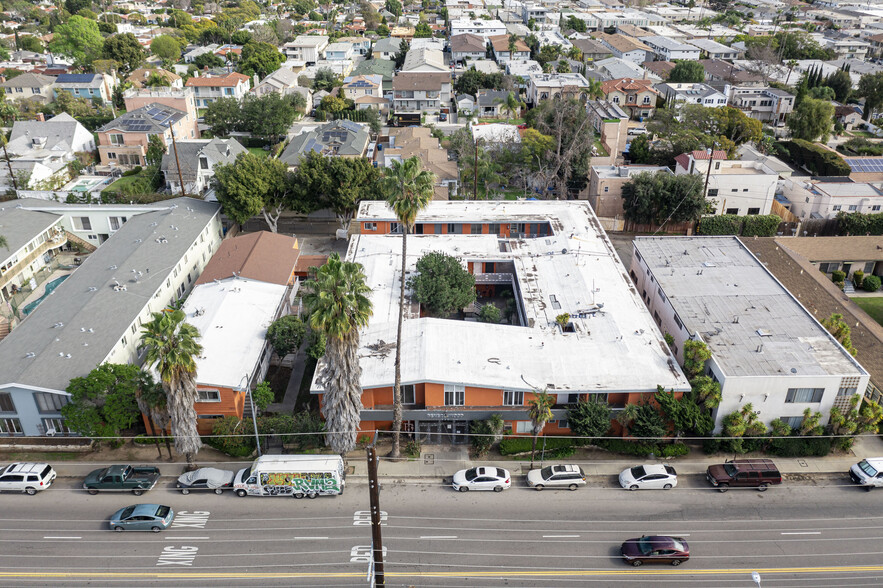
[0,72,54,89]
[280,120,370,166]
[98,103,186,134]
[0,206,61,263]
[7,113,84,156]
[161,138,247,183]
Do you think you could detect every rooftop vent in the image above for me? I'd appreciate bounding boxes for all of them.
[756,329,772,337]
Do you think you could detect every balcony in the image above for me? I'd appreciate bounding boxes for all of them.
[0,233,68,292]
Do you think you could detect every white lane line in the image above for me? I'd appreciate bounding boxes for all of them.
[542,535,580,538]
[294,537,329,540]
[174,537,210,540]
[781,531,821,535]
[43,536,81,539]
[420,535,458,539]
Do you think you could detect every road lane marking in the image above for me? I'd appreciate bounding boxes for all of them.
[173,537,209,540]
[171,511,210,529]
[42,536,81,539]
[781,532,821,535]
[542,535,579,538]
[419,535,457,539]
[156,546,198,567]
[294,537,329,540]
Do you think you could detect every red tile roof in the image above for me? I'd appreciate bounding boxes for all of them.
[186,72,250,87]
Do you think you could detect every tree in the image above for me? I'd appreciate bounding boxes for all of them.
[65,0,92,15]
[140,310,204,467]
[858,72,883,120]
[252,381,274,411]
[826,69,853,103]
[526,390,555,468]
[629,401,667,440]
[193,52,224,69]
[49,16,104,67]
[461,143,501,199]
[313,67,340,92]
[414,22,432,38]
[102,33,146,74]
[213,152,291,233]
[19,36,43,53]
[60,364,141,443]
[621,171,706,226]
[628,133,651,164]
[683,339,712,379]
[567,397,611,440]
[787,97,835,142]
[478,304,501,323]
[565,15,587,33]
[203,96,242,136]
[821,313,858,356]
[150,35,181,62]
[266,315,307,357]
[616,403,639,437]
[655,386,713,437]
[829,395,883,450]
[799,407,824,436]
[292,152,378,227]
[809,86,835,101]
[379,156,435,459]
[238,41,284,78]
[524,96,594,196]
[302,253,373,456]
[385,0,402,17]
[407,251,477,315]
[145,134,166,168]
[319,94,348,114]
[241,92,296,140]
[691,375,721,409]
[393,39,409,69]
[135,370,172,460]
[668,60,706,83]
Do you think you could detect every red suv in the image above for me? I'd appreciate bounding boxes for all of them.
[706,459,782,492]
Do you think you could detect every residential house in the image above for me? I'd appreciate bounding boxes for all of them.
[373,37,405,61]
[449,19,508,42]
[526,72,590,106]
[586,99,630,165]
[122,86,199,141]
[283,36,329,64]
[342,75,387,112]
[596,33,653,65]
[389,26,416,40]
[642,60,676,80]
[595,57,662,82]
[769,236,883,284]
[476,89,510,118]
[615,24,652,40]
[456,93,475,114]
[53,73,113,103]
[96,103,193,168]
[251,67,310,106]
[600,78,659,120]
[675,150,779,216]
[338,36,371,56]
[185,71,251,108]
[183,44,219,63]
[688,38,739,61]
[569,38,613,62]
[324,42,355,61]
[631,236,869,434]
[0,72,54,103]
[728,86,794,124]
[521,3,547,25]
[786,180,883,220]
[0,198,222,437]
[352,59,396,93]
[126,68,182,89]
[835,104,863,130]
[824,37,869,60]
[161,137,247,195]
[279,120,370,167]
[700,59,765,86]
[657,82,728,107]
[392,72,452,117]
[451,33,486,64]
[489,34,530,65]
[333,201,691,441]
[585,165,673,218]
[641,36,701,62]
[535,31,572,52]
[403,47,448,73]
[507,60,543,90]
[373,127,459,199]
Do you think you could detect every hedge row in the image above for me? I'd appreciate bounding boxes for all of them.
[777,139,851,176]
[702,436,832,457]
[697,214,782,237]
[498,437,690,458]
[837,211,883,236]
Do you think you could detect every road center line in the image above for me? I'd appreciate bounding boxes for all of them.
[781,531,821,535]
[419,535,458,539]
[294,537,329,540]
[542,535,580,538]
[43,536,81,539]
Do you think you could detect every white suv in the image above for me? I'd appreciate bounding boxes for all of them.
[0,463,57,495]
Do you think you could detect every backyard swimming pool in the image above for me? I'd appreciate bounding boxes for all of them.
[22,275,70,316]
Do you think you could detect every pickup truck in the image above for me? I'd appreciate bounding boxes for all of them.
[83,465,161,495]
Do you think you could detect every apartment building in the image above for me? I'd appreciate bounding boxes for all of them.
[728,86,794,124]
[674,150,779,216]
[185,72,251,108]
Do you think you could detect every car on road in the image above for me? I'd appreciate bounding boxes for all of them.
[109,504,174,532]
[0,463,56,495]
[177,467,236,495]
[452,466,510,492]
[849,458,883,490]
[83,464,161,495]
[627,127,648,135]
[619,464,677,490]
[621,535,689,567]
[526,464,586,491]
[706,458,781,492]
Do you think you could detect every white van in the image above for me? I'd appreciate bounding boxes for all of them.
[849,458,883,490]
[234,455,346,498]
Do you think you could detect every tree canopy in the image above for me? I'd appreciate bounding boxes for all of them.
[292,151,381,227]
[238,41,284,78]
[266,315,307,357]
[407,251,477,315]
[150,35,181,61]
[49,16,104,67]
[787,97,835,142]
[102,33,146,74]
[567,398,611,440]
[858,72,883,120]
[61,363,142,441]
[213,152,291,232]
[622,171,707,226]
[668,60,706,83]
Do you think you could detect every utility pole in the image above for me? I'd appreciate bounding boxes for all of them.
[2,138,17,192]
[170,130,186,198]
[473,137,479,201]
[366,445,385,587]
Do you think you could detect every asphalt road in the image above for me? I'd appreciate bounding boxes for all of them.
[1,474,882,587]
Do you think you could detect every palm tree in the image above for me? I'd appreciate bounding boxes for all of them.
[616,403,639,438]
[140,309,203,468]
[302,253,373,457]
[527,390,555,468]
[581,78,605,101]
[502,91,524,123]
[785,59,798,85]
[379,157,435,459]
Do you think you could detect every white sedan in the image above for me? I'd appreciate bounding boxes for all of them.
[452,466,511,492]
[619,464,678,490]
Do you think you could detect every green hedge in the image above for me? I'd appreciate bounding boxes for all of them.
[837,211,883,236]
[767,436,832,457]
[698,215,742,235]
[499,437,576,455]
[595,438,689,458]
[741,215,782,237]
[864,275,881,292]
[499,437,690,458]
[778,139,851,176]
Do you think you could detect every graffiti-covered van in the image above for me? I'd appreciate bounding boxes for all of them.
[234,455,346,498]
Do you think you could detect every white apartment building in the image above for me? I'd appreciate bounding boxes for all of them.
[283,36,330,64]
[450,19,508,42]
[786,180,883,220]
[641,36,701,62]
[728,86,794,124]
[630,236,869,434]
[657,82,728,107]
[675,151,779,216]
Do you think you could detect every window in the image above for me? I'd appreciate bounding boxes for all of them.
[73,216,92,231]
[470,224,482,234]
[726,207,739,215]
[819,262,840,273]
[0,418,22,434]
[612,96,619,104]
[865,261,875,273]
[109,133,124,146]
[781,416,803,429]
[707,189,718,197]
[603,186,609,192]
[197,389,221,402]
[657,286,666,302]
[364,222,377,231]
[109,217,125,231]
[849,205,858,211]
[673,313,683,330]
[838,377,860,397]
[444,384,465,406]
[747,208,760,215]
[503,390,524,406]
[107,152,117,159]
[732,188,739,192]
[714,162,721,170]
[402,385,416,405]
[558,419,569,430]
[642,96,651,104]
[873,205,881,211]
[42,418,73,435]
[515,421,533,433]
[447,223,460,234]
[199,157,209,170]
[34,392,68,414]
[0,392,14,413]
[785,388,824,403]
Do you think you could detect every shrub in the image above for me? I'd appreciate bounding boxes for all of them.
[207,416,257,457]
[478,304,501,323]
[470,419,495,457]
[660,442,690,458]
[831,270,846,283]
[404,440,421,458]
[853,270,865,289]
[777,139,851,176]
[698,214,742,235]
[837,211,883,236]
[594,438,660,457]
[122,165,143,177]
[863,275,881,292]
[741,215,781,237]
[767,436,831,457]
[499,436,574,455]
[835,281,845,291]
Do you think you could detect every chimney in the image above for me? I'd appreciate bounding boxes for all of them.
[253,73,260,87]
[36,112,45,122]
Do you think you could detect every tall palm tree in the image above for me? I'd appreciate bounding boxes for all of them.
[140,309,203,468]
[502,91,524,123]
[581,78,605,101]
[785,59,799,85]
[527,390,555,468]
[302,253,373,457]
[379,157,435,458]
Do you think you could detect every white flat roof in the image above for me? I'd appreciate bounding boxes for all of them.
[183,278,286,389]
[320,201,691,396]
[634,236,867,379]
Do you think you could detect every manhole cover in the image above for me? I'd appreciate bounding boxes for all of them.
[424,454,435,465]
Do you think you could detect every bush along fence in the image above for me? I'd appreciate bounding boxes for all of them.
[836,211,883,236]
[776,139,851,176]
[697,214,784,237]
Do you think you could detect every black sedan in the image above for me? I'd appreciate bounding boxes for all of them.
[176,468,235,495]
[621,535,690,566]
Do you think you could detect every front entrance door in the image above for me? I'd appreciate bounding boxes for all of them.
[417,420,470,445]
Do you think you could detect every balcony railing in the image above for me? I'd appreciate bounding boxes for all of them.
[0,234,67,292]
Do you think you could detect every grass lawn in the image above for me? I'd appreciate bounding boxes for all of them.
[247,147,270,158]
[852,296,883,327]
[478,117,525,125]
[849,130,877,138]
[593,138,609,157]
[104,172,145,193]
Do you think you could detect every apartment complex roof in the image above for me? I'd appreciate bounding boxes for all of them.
[0,205,61,263]
[98,103,186,134]
[195,231,300,286]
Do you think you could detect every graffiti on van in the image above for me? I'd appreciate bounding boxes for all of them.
[259,472,340,494]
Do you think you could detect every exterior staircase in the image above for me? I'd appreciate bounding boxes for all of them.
[64,230,97,253]
[0,318,10,342]
[844,279,855,295]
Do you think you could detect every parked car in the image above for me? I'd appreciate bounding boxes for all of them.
[619,464,677,490]
[627,126,648,136]
[109,504,174,532]
[526,464,586,491]
[0,463,56,495]
[439,111,448,121]
[177,468,236,495]
[706,458,781,492]
[83,464,161,495]
[452,466,511,492]
[849,458,883,490]
[621,535,689,567]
